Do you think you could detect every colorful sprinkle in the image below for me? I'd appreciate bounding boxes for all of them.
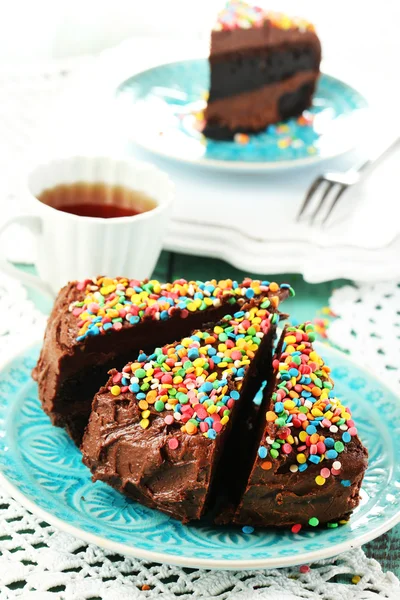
[308,517,319,527]
[242,525,254,534]
[258,446,268,459]
[334,441,345,453]
[352,575,361,584]
[214,1,315,33]
[234,133,250,145]
[312,306,336,339]
[291,523,302,534]
[277,137,292,149]
[168,438,179,450]
[299,565,310,573]
[261,461,272,470]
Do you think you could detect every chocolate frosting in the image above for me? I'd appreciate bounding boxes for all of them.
[231,440,367,527]
[82,379,223,522]
[211,21,321,59]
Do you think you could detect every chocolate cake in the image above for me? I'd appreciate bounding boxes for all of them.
[81,301,277,522]
[222,323,368,529]
[204,1,321,139]
[33,277,292,444]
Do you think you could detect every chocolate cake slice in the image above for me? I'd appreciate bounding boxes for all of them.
[204,1,321,139]
[81,301,277,522]
[33,277,292,444]
[224,323,368,529]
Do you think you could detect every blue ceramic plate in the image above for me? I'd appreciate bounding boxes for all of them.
[116,59,369,171]
[0,343,399,570]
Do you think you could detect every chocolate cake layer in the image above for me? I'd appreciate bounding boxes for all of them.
[209,46,319,102]
[81,302,275,523]
[33,277,292,444]
[205,72,317,135]
[226,323,368,528]
[213,321,284,523]
[211,19,321,57]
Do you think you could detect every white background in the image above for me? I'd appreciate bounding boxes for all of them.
[0,0,399,282]
[0,1,398,71]
[0,0,398,108]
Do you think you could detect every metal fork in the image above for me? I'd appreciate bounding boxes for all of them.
[297,135,399,225]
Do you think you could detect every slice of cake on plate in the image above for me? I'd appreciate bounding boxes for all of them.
[204,1,321,139]
[223,323,368,528]
[81,301,278,522]
[33,276,292,443]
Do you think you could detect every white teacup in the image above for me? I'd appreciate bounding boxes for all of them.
[0,156,174,296]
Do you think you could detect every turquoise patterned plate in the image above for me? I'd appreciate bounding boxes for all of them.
[116,59,369,171]
[0,343,399,570]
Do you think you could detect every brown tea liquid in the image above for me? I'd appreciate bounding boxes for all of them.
[38,182,156,218]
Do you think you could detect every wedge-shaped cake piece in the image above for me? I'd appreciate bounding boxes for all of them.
[81,302,278,523]
[33,277,292,444]
[204,1,321,139]
[230,323,368,528]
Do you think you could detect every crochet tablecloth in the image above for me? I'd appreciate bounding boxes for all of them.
[0,61,399,600]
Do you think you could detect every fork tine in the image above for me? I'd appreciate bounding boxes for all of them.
[322,184,347,226]
[310,181,335,224]
[296,177,324,221]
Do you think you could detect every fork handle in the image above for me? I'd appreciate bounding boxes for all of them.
[349,134,399,174]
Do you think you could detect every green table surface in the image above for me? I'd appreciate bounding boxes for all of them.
[14,252,400,576]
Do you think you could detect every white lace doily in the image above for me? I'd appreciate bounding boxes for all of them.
[0,488,398,600]
[0,275,47,364]
[328,282,400,393]
[0,273,399,599]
